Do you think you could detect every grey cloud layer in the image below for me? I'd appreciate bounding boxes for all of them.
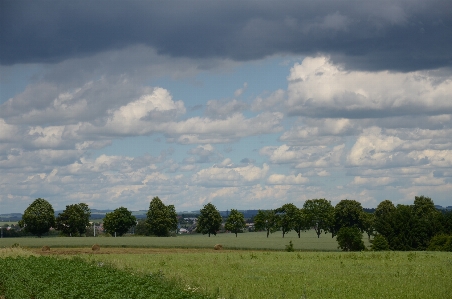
[1,0,451,71]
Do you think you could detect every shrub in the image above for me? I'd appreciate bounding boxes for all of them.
[285,240,295,252]
[336,227,365,251]
[371,234,390,251]
[427,234,452,252]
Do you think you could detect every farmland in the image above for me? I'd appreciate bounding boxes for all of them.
[0,230,358,251]
[0,248,209,299]
[1,232,452,298]
[82,250,452,299]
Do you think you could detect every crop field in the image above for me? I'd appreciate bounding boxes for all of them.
[0,248,209,299]
[82,250,452,299]
[1,247,451,299]
[0,230,365,251]
[2,233,451,299]
[0,221,17,226]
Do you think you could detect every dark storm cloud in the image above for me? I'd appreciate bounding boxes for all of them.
[1,0,451,71]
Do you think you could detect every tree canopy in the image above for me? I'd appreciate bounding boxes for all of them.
[292,208,308,238]
[18,198,55,238]
[146,196,178,237]
[275,203,299,238]
[361,212,375,240]
[333,199,364,236]
[103,207,137,237]
[374,199,396,241]
[374,196,445,251]
[225,209,246,237]
[303,199,334,238]
[55,203,91,236]
[253,210,278,238]
[196,203,222,237]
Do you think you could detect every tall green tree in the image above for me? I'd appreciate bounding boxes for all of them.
[375,197,445,251]
[374,199,396,243]
[411,195,443,250]
[103,207,136,237]
[333,199,364,237]
[18,198,55,238]
[146,196,178,237]
[253,210,278,238]
[275,203,298,238]
[442,210,452,235]
[389,204,419,250]
[293,208,309,238]
[55,203,91,236]
[225,209,246,237]
[196,203,222,237]
[361,212,375,240]
[303,199,334,238]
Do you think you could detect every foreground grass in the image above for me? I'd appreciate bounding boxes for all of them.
[83,250,452,299]
[3,233,449,298]
[0,249,211,299]
[0,230,359,251]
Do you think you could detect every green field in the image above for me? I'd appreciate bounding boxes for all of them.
[83,250,452,299]
[2,232,451,299]
[0,249,209,299]
[0,230,362,251]
[2,247,451,299]
[0,221,17,226]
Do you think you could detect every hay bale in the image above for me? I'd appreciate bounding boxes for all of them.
[92,244,100,251]
[41,245,50,251]
[214,244,223,250]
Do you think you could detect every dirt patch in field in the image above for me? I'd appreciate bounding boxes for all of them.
[33,247,235,255]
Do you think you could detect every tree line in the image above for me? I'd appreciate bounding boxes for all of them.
[13,195,452,251]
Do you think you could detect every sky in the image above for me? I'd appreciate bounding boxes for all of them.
[1,0,452,214]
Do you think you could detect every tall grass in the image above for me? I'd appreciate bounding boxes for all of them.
[84,251,452,299]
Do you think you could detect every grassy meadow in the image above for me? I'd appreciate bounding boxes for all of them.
[81,250,452,299]
[2,232,451,298]
[0,221,17,226]
[0,230,360,251]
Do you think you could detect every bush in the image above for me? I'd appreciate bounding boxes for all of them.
[427,234,452,252]
[371,234,390,251]
[285,240,295,252]
[336,227,365,251]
